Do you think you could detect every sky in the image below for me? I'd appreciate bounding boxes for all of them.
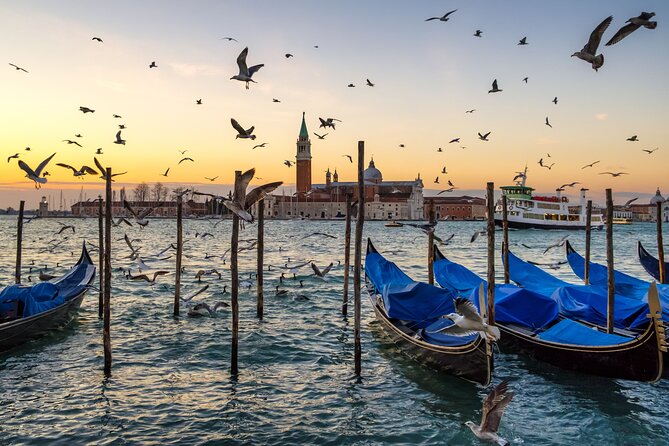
[1,0,668,209]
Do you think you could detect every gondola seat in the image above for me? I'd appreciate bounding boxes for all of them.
[537,318,636,346]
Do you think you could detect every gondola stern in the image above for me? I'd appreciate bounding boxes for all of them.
[76,241,94,266]
[565,239,576,256]
[433,244,446,261]
[366,238,379,255]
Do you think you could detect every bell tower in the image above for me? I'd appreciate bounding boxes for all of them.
[296,112,312,194]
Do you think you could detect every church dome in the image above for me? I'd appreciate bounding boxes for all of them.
[363,159,383,183]
[650,188,664,205]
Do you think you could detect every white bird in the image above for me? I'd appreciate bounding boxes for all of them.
[571,16,613,71]
[543,235,569,254]
[464,380,514,446]
[230,47,264,89]
[94,157,127,182]
[56,163,97,177]
[231,118,256,140]
[114,130,126,145]
[311,262,334,281]
[18,153,56,189]
[429,297,500,341]
[606,12,657,46]
[123,200,161,228]
[188,301,229,317]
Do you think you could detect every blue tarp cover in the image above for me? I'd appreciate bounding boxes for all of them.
[381,282,456,326]
[0,282,63,317]
[537,318,635,346]
[507,250,650,329]
[433,258,559,330]
[365,252,413,294]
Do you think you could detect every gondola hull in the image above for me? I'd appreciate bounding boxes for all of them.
[367,284,493,385]
[0,292,86,352]
[638,241,669,284]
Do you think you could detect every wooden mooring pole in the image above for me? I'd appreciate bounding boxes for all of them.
[427,200,435,285]
[605,189,615,334]
[231,171,241,376]
[15,200,25,284]
[502,195,509,284]
[353,142,365,377]
[257,199,265,320]
[584,200,592,285]
[98,196,104,319]
[342,195,352,316]
[174,195,183,316]
[103,169,112,376]
[486,183,496,325]
[657,201,666,284]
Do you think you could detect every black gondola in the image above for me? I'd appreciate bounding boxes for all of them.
[433,245,665,382]
[638,241,669,284]
[365,239,493,385]
[0,244,95,353]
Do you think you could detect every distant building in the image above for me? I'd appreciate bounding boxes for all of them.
[648,188,669,222]
[37,196,49,217]
[426,196,486,220]
[264,113,425,220]
[71,200,207,217]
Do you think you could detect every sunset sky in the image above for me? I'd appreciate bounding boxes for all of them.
[1,1,668,208]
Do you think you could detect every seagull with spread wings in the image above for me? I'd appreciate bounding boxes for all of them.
[599,171,628,177]
[478,132,491,141]
[178,157,194,165]
[464,380,514,446]
[606,12,657,46]
[311,262,334,281]
[63,139,82,147]
[643,148,659,154]
[252,142,268,149]
[314,132,328,139]
[318,117,341,130]
[18,153,56,189]
[94,157,127,182]
[9,63,28,73]
[571,16,613,71]
[425,9,457,22]
[231,118,256,139]
[230,47,264,89]
[582,160,600,169]
[428,297,500,341]
[114,130,126,145]
[56,163,97,178]
[123,199,162,228]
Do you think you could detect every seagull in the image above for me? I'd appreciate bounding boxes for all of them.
[541,163,555,170]
[528,260,568,270]
[437,188,455,194]
[623,197,639,207]
[62,139,82,147]
[129,270,170,283]
[488,79,502,93]
[571,16,613,71]
[9,63,28,73]
[314,132,328,139]
[399,144,405,148]
[581,160,600,169]
[437,147,443,152]
[599,171,628,177]
[74,134,82,138]
[252,142,268,150]
[474,30,482,37]
[643,148,659,154]
[434,177,440,184]
[188,302,229,317]
[465,109,476,113]
[343,155,353,163]
[285,53,294,58]
[7,153,19,163]
[478,132,491,141]
[425,9,457,22]
[606,12,657,46]
[96,148,103,154]
[449,138,460,144]
[56,222,76,234]
[93,158,126,182]
[230,47,264,89]
[518,37,528,45]
[627,135,639,141]
[319,117,341,130]
[464,380,514,446]
[123,200,162,228]
[149,61,157,68]
[441,167,447,174]
[231,118,256,139]
[221,37,238,42]
[196,99,202,105]
[79,106,95,113]
[428,297,500,341]
[56,163,97,177]
[161,168,170,177]
[552,97,558,104]
[311,262,334,281]
[92,37,103,42]
[545,117,552,128]
[205,176,218,181]
[114,130,126,145]
[559,182,580,189]
[543,235,569,254]
[347,83,355,88]
[113,114,122,118]
[18,153,56,189]
[273,98,281,103]
[178,157,194,165]
[366,78,375,87]
[284,160,294,167]
[470,229,486,243]
[522,77,528,83]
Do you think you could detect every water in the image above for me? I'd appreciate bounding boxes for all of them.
[0,216,667,445]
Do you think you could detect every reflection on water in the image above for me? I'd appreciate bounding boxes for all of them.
[0,216,667,444]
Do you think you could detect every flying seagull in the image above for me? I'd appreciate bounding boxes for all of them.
[252,142,268,150]
[643,148,659,154]
[623,197,639,207]
[161,167,170,177]
[230,47,264,89]
[205,176,218,181]
[62,139,82,147]
[178,157,194,165]
[464,380,514,446]
[9,63,28,72]
[273,98,281,103]
[129,271,170,283]
[478,132,491,141]
[319,117,341,130]
[559,182,580,189]
[123,200,162,227]
[425,10,457,22]
[545,117,552,128]
[114,130,126,145]
[92,37,103,42]
[474,30,482,37]
[543,235,569,254]
[79,106,95,113]
[231,118,256,139]
[285,53,293,58]
[94,157,127,182]
[366,78,375,87]
[599,171,628,177]
[343,155,353,163]
[18,153,56,189]
[571,16,613,71]
[627,135,639,141]
[449,138,460,143]
[284,160,294,167]
[347,83,355,87]
[311,262,334,281]
[56,163,97,177]
[552,97,558,104]
[606,12,657,46]
[7,153,19,163]
[196,99,202,105]
[428,297,500,341]
[149,61,157,68]
[314,132,328,139]
[581,160,600,169]
[465,109,476,113]
[488,79,502,93]
[113,114,122,118]
[221,37,238,42]
[518,37,528,45]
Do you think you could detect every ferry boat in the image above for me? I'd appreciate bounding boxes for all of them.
[494,168,604,230]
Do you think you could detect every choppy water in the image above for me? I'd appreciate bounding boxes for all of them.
[0,215,667,445]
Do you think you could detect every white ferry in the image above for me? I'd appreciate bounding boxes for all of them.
[493,168,604,230]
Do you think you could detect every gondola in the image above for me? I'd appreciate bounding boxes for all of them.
[638,241,669,284]
[0,244,95,353]
[365,239,493,385]
[433,245,665,382]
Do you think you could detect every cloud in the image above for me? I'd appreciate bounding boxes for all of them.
[169,63,226,77]
[594,113,608,121]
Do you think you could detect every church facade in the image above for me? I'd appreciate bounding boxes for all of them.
[258,113,425,220]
